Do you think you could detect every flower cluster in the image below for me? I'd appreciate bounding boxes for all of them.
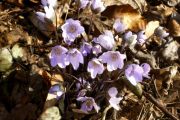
[125,63,150,86]
[46,0,154,114]
[50,45,84,70]
[76,0,105,13]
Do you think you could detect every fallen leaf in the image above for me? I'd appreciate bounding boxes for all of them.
[168,12,180,37]
[29,12,55,37]
[145,21,159,38]
[12,44,28,61]
[39,106,61,120]
[151,66,178,95]
[161,41,180,61]
[0,47,13,72]
[103,0,147,12]
[102,4,147,32]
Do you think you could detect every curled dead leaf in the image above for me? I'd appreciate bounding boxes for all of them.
[29,12,55,37]
[102,4,147,32]
[168,12,180,37]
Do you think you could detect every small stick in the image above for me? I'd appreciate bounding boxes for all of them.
[143,91,179,120]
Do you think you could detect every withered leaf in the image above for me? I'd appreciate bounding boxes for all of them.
[102,4,147,32]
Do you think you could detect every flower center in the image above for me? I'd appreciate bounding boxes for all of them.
[54,47,62,55]
[86,99,93,108]
[111,53,118,61]
[68,25,77,33]
[70,50,77,57]
[92,60,99,68]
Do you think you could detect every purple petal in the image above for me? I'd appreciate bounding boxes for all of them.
[109,97,122,110]
[141,63,150,78]
[108,87,118,98]
[113,19,126,33]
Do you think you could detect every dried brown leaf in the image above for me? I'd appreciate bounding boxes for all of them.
[102,4,147,32]
[145,21,159,38]
[103,0,147,12]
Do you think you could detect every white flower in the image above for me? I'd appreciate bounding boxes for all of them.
[41,0,57,8]
[66,48,84,70]
[91,0,105,13]
[93,30,115,50]
[108,87,122,110]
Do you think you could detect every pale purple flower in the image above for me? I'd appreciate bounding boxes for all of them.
[50,45,68,68]
[154,26,169,38]
[99,51,126,72]
[123,31,137,47]
[87,58,104,79]
[108,87,123,110]
[76,0,90,9]
[66,48,84,70]
[92,44,102,55]
[141,63,150,78]
[61,19,85,44]
[125,63,150,86]
[113,19,126,33]
[93,30,115,50]
[137,31,146,45]
[49,84,64,99]
[77,96,100,113]
[41,0,57,8]
[91,0,105,13]
[80,42,92,56]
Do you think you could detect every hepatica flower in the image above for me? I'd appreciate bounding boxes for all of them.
[77,96,100,113]
[137,31,147,45]
[93,30,115,50]
[92,44,102,55]
[41,0,57,8]
[66,48,84,70]
[141,63,150,78]
[87,58,104,79]
[113,19,127,33]
[125,63,150,86]
[50,45,68,68]
[154,26,169,38]
[61,19,85,44]
[123,31,137,47]
[91,0,105,13]
[108,87,123,110]
[80,42,92,56]
[99,51,126,72]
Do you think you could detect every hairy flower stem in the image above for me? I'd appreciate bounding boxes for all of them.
[102,105,112,120]
[88,13,93,40]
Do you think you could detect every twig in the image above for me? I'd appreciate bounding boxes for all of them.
[143,91,179,120]
[101,105,112,120]
[129,47,157,69]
